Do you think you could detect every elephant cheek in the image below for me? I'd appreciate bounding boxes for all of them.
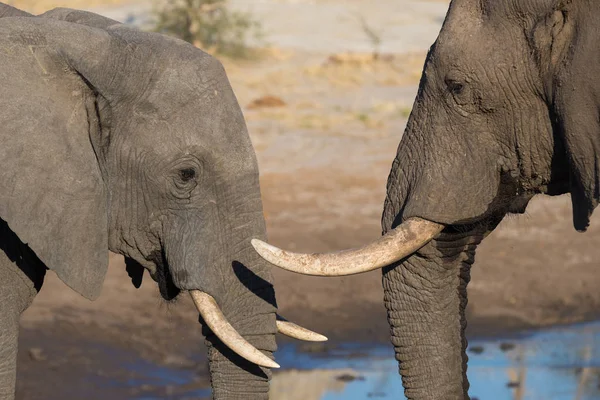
[172,268,190,285]
[167,256,217,295]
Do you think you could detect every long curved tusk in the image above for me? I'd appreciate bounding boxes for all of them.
[276,315,328,342]
[190,291,280,369]
[251,217,443,276]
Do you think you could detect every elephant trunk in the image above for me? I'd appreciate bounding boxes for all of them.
[382,231,480,400]
[381,147,489,400]
[207,351,270,399]
[162,172,278,399]
[376,92,510,399]
[204,303,275,400]
[201,248,277,400]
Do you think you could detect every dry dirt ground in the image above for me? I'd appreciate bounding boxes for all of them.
[8,0,600,398]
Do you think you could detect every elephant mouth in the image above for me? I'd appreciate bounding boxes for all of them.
[148,249,180,300]
[441,215,500,236]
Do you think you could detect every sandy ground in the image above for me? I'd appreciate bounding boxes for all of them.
[7,0,600,398]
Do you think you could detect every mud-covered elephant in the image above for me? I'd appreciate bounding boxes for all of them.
[0,4,325,400]
[253,0,599,399]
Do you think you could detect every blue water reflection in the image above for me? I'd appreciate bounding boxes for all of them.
[274,322,600,400]
[468,322,600,400]
[120,358,211,399]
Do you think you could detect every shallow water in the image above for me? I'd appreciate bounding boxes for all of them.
[118,321,600,399]
[94,345,211,400]
[123,359,210,400]
[269,321,600,400]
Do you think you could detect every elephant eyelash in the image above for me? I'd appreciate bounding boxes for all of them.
[446,80,465,96]
[179,168,196,182]
[169,159,203,200]
[170,168,199,199]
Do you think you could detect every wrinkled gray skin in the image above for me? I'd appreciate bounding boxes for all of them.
[0,4,276,399]
[382,0,598,399]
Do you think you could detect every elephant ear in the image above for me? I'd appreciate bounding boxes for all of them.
[540,5,600,231]
[0,18,128,300]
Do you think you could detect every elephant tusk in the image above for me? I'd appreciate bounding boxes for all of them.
[190,291,280,369]
[276,315,328,342]
[251,218,443,276]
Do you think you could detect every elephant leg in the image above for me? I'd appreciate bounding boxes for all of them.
[0,224,46,400]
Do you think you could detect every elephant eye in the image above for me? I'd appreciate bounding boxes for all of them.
[446,80,465,96]
[170,161,201,201]
[179,168,196,182]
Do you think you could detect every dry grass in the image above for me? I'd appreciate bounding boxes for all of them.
[303,52,425,88]
[226,49,421,137]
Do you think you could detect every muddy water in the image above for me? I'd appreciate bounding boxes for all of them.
[122,360,209,400]
[108,322,600,399]
[276,321,600,399]
[467,322,600,400]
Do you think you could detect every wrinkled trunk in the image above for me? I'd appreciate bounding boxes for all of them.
[382,168,499,399]
[382,230,480,400]
[382,152,492,400]
[202,248,277,400]
[380,80,509,398]
[205,309,275,399]
[169,174,277,400]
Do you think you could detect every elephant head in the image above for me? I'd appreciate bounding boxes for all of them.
[0,5,324,399]
[253,0,598,398]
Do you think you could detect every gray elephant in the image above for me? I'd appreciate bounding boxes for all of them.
[253,0,598,399]
[0,3,325,400]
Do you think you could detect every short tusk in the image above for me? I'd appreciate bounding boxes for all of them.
[276,315,328,342]
[190,291,280,369]
[252,217,443,276]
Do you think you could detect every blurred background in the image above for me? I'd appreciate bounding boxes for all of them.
[8,0,600,399]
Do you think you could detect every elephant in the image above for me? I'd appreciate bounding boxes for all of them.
[0,3,326,400]
[252,0,599,399]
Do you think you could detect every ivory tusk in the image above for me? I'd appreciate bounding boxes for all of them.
[252,217,443,276]
[276,315,328,342]
[190,291,280,369]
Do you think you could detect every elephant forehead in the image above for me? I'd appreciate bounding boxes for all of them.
[485,0,555,17]
[450,0,555,22]
[438,7,484,46]
[433,18,521,70]
[136,86,249,145]
[153,61,227,104]
[136,60,237,122]
[110,26,232,116]
[122,100,257,173]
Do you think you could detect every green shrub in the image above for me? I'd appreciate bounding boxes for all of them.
[152,0,263,59]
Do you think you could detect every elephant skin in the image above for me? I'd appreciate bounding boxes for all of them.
[380,1,600,399]
[0,3,276,399]
[250,0,600,398]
